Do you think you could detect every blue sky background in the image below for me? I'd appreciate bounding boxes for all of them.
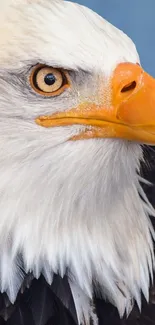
[71,0,155,76]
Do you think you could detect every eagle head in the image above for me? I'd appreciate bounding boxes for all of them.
[0,0,155,323]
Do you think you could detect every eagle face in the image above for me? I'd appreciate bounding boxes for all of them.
[0,0,155,323]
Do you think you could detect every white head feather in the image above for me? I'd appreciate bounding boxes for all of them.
[0,0,153,324]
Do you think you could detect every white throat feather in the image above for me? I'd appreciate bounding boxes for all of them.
[0,134,154,323]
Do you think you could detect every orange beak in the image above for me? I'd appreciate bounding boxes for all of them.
[36,62,155,144]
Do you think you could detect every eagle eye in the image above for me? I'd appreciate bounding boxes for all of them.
[29,64,69,96]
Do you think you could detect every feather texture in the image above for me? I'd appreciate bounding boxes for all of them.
[0,275,78,325]
[0,273,155,324]
[7,303,35,325]
[0,147,152,325]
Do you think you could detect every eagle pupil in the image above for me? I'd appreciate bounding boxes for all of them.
[44,73,56,86]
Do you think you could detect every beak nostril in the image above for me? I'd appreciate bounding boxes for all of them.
[121,81,137,93]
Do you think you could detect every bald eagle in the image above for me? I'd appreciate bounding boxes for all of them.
[0,0,155,324]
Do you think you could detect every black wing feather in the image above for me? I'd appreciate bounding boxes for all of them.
[7,302,35,325]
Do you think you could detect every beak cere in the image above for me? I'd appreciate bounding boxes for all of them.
[36,62,155,145]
